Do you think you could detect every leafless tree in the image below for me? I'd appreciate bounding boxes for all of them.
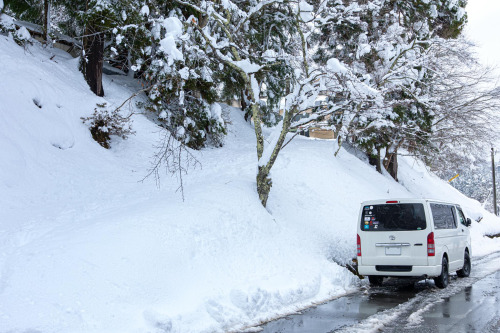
[143,131,200,201]
[425,38,500,170]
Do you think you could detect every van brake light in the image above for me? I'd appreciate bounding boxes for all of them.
[427,232,435,257]
[386,200,399,203]
[357,234,361,257]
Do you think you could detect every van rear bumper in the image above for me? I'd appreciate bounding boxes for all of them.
[358,264,442,277]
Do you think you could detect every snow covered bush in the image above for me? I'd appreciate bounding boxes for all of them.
[81,103,135,149]
[0,13,31,46]
[0,12,22,44]
[0,11,14,33]
[13,25,30,43]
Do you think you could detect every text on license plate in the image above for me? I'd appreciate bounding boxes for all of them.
[385,246,401,255]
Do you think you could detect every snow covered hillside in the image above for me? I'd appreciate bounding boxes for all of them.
[1,36,499,333]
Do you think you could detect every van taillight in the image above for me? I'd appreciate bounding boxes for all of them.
[427,232,435,257]
[357,234,361,256]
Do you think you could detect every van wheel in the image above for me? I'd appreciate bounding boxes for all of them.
[434,256,449,289]
[368,276,383,286]
[457,251,471,278]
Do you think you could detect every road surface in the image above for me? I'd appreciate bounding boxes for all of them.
[256,251,500,332]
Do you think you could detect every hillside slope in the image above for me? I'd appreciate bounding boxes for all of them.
[1,36,499,333]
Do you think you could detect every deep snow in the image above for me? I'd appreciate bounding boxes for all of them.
[0,35,499,333]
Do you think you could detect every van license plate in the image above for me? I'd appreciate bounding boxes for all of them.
[385,247,401,255]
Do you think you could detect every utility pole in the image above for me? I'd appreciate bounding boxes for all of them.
[492,148,498,216]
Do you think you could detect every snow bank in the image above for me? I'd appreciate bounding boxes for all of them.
[0,35,355,333]
[0,35,498,333]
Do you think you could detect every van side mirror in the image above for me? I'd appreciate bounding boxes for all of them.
[466,218,472,227]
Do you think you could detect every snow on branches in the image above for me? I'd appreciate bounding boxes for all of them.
[8,0,494,202]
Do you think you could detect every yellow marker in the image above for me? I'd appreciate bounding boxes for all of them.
[448,174,459,182]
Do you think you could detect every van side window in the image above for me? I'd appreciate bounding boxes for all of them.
[457,208,467,226]
[450,206,457,228]
[430,203,456,229]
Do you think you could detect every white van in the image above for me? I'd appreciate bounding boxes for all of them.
[356,199,472,288]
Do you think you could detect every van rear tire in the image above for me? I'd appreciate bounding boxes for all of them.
[457,251,471,278]
[434,256,449,289]
[368,276,383,286]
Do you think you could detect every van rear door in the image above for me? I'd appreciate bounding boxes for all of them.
[359,203,429,266]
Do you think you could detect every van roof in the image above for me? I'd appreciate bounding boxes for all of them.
[361,198,461,207]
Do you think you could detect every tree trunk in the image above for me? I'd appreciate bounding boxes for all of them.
[240,89,247,111]
[250,96,264,160]
[333,121,343,157]
[43,0,51,43]
[127,52,135,78]
[257,166,272,206]
[255,105,294,207]
[376,147,382,173]
[334,135,342,157]
[369,147,382,173]
[384,150,398,181]
[83,26,105,97]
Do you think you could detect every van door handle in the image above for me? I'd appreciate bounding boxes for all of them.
[414,243,423,246]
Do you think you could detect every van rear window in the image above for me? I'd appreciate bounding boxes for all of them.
[361,203,426,231]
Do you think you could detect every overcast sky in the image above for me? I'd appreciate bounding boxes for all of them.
[465,0,500,69]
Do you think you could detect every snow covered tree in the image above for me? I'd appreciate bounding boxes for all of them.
[4,0,226,149]
[2,0,59,43]
[8,0,496,205]
[79,0,111,96]
[2,0,42,23]
[3,0,107,94]
[424,39,500,163]
[156,0,369,206]
[313,0,468,180]
[157,0,299,205]
[69,0,148,97]
[420,38,500,199]
[109,1,228,150]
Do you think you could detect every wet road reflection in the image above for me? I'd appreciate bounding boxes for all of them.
[258,279,428,333]
[257,270,500,333]
[384,270,500,332]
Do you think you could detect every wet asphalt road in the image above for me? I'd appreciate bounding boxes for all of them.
[383,270,500,332]
[258,280,422,333]
[256,252,500,333]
